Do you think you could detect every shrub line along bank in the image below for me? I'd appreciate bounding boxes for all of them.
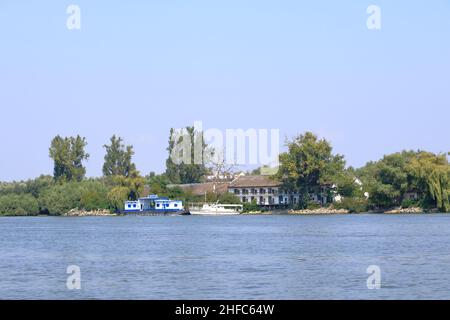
[0,130,449,216]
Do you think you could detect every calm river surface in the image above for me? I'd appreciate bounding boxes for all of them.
[1,214,450,299]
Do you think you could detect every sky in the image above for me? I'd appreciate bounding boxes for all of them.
[0,0,449,181]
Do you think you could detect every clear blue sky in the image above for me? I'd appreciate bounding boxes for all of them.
[0,0,449,181]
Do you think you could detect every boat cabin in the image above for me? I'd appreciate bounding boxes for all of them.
[124,194,184,213]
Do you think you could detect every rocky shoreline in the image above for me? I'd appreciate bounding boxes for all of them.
[61,206,432,216]
[64,208,116,217]
[383,207,424,214]
[288,208,350,215]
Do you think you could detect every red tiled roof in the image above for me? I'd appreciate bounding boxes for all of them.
[175,182,230,196]
[228,175,281,188]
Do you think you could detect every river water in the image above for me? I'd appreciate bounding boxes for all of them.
[1,214,450,299]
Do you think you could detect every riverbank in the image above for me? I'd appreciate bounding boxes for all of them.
[64,208,117,217]
[241,208,350,215]
[0,207,444,217]
[242,206,439,215]
[288,208,350,215]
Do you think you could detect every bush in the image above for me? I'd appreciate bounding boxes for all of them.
[79,181,110,210]
[243,200,260,212]
[401,198,420,209]
[107,186,130,212]
[0,194,39,216]
[0,175,54,198]
[80,190,109,211]
[206,192,241,204]
[334,197,369,213]
[218,193,241,204]
[39,180,113,215]
[306,201,321,210]
[39,183,84,215]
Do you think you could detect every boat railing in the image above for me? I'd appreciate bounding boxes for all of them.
[188,202,243,211]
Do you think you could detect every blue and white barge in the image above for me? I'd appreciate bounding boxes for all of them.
[123,194,189,215]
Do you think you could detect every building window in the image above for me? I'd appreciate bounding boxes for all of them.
[128,204,131,208]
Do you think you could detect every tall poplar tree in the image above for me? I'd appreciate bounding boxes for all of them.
[49,135,89,182]
[103,135,136,178]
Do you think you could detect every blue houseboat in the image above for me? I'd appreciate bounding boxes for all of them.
[123,194,189,215]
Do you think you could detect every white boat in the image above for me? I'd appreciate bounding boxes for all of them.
[189,203,243,215]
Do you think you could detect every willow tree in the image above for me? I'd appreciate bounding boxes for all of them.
[107,186,131,212]
[408,152,450,212]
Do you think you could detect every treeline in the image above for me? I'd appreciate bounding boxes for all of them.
[0,176,108,215]
[0,174,238,216]
[0,135,146,216]
[276,132,450,213]
[0,129,449,215]
[0,130,239,216]
[357,150,450,212]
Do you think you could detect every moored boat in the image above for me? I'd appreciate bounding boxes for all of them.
[122,194,190,215]
[189,203,243,215]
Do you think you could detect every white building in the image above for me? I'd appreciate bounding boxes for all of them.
[228,176,329,207]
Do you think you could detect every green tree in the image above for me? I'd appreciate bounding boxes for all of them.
[147,172,171,195]
[25,175,54,198]
[107,186,130,212]
[357,152,416,209]
[408,152,450,212]
[358,150,450,212]
[276,132,346,208]
[107,173,145,202]
[0,194,39,216]
[334,169,361,198]
[49,135,89,182]
[206,191,241,204]
[103,135,137,177]
[38,182,85,215]
[79,180,110,211]
[243,199,260,213]
[165,126,208,184]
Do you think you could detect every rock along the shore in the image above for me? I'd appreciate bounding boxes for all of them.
[64,208,116,217]
[288,208,349,215]
[384,207,424,214]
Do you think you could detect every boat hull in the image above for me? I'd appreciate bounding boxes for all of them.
[190,211,241,215]
[120,209,190,216]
